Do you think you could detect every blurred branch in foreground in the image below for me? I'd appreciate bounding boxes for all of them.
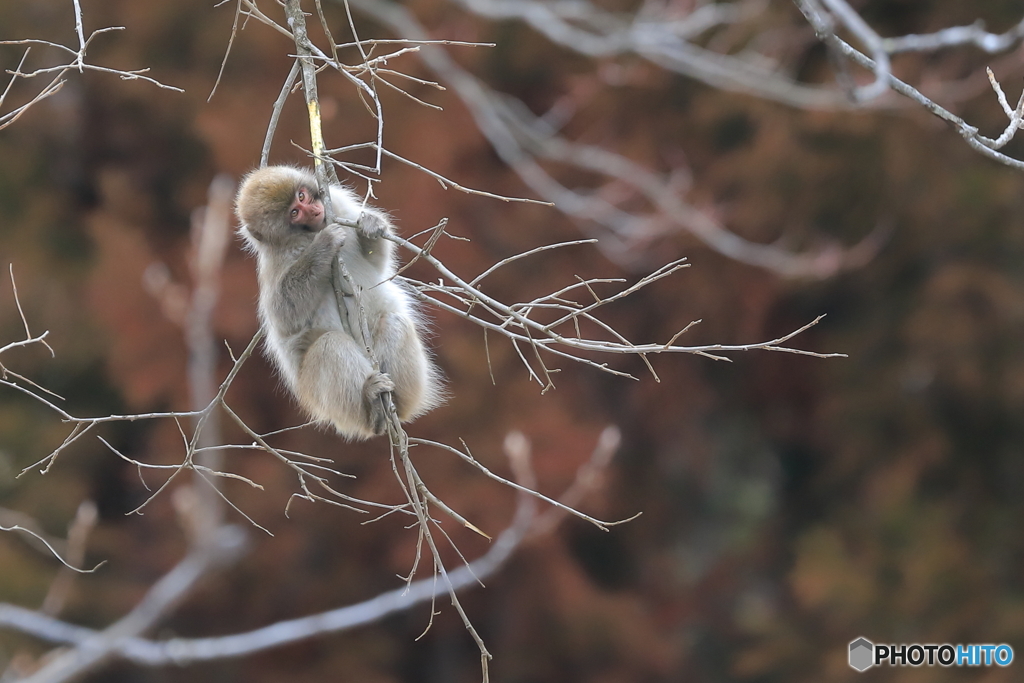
[0,428,620,670]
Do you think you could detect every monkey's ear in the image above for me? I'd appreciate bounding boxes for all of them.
[241,225,266,244]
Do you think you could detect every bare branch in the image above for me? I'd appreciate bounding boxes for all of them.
[816,0,891,102]
[390,232,842,387]
[439,0,847,108]
[9,525,247,683]
[985,67,1024,149]
[883,18,1024,54]
[0,424,629,666]
[1,15,181,133]
[347,0,882,275]
[261,60,301,167]
[796,3,1024,172]
[40,501,102,615]
[0,503,525,665]
[0,521,102,574]
[209,0,244,100]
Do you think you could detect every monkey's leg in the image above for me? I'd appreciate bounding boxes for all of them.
[373,313,430,421]
[296,331,390,439]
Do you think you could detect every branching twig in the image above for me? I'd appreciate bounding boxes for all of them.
[347,0,886,275]
[795,0,1024,171]
[10,525,247,683]
[1,19,181,131]
[0,427,620,666]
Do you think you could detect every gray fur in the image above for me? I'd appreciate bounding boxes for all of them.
[236,166,443,439]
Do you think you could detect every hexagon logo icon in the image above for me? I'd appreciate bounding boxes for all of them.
[849,637,874,671]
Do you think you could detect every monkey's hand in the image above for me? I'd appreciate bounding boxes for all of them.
[356,213,389,240]
[362,371,396,435]
[317,223,348,252]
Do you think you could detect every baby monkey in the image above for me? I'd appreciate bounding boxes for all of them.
[236,166,442,439]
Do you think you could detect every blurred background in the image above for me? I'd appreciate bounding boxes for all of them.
[3,0,1024,681]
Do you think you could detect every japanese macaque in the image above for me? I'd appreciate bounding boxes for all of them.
[235,165,442,439]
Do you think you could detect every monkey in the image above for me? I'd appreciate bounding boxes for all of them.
[235,165,442,440]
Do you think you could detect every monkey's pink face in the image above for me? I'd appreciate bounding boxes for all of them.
[289,187,325,230]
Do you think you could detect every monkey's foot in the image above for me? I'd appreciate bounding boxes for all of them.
[363,371,396,435]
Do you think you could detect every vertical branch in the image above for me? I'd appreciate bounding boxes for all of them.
[284,0,341,208]
[284,0,371,356]
[338,0,383,172]
[71,0,87,72]
[261,60,301,168]
[186,175,235,539]
[280,5,493,677]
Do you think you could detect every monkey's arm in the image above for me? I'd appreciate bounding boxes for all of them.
[327,185,393,269]
[271,228,344,336]
[354,212,394,270]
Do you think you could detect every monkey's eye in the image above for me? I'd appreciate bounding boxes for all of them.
[291,208,299,219]
[297,190,306,202]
